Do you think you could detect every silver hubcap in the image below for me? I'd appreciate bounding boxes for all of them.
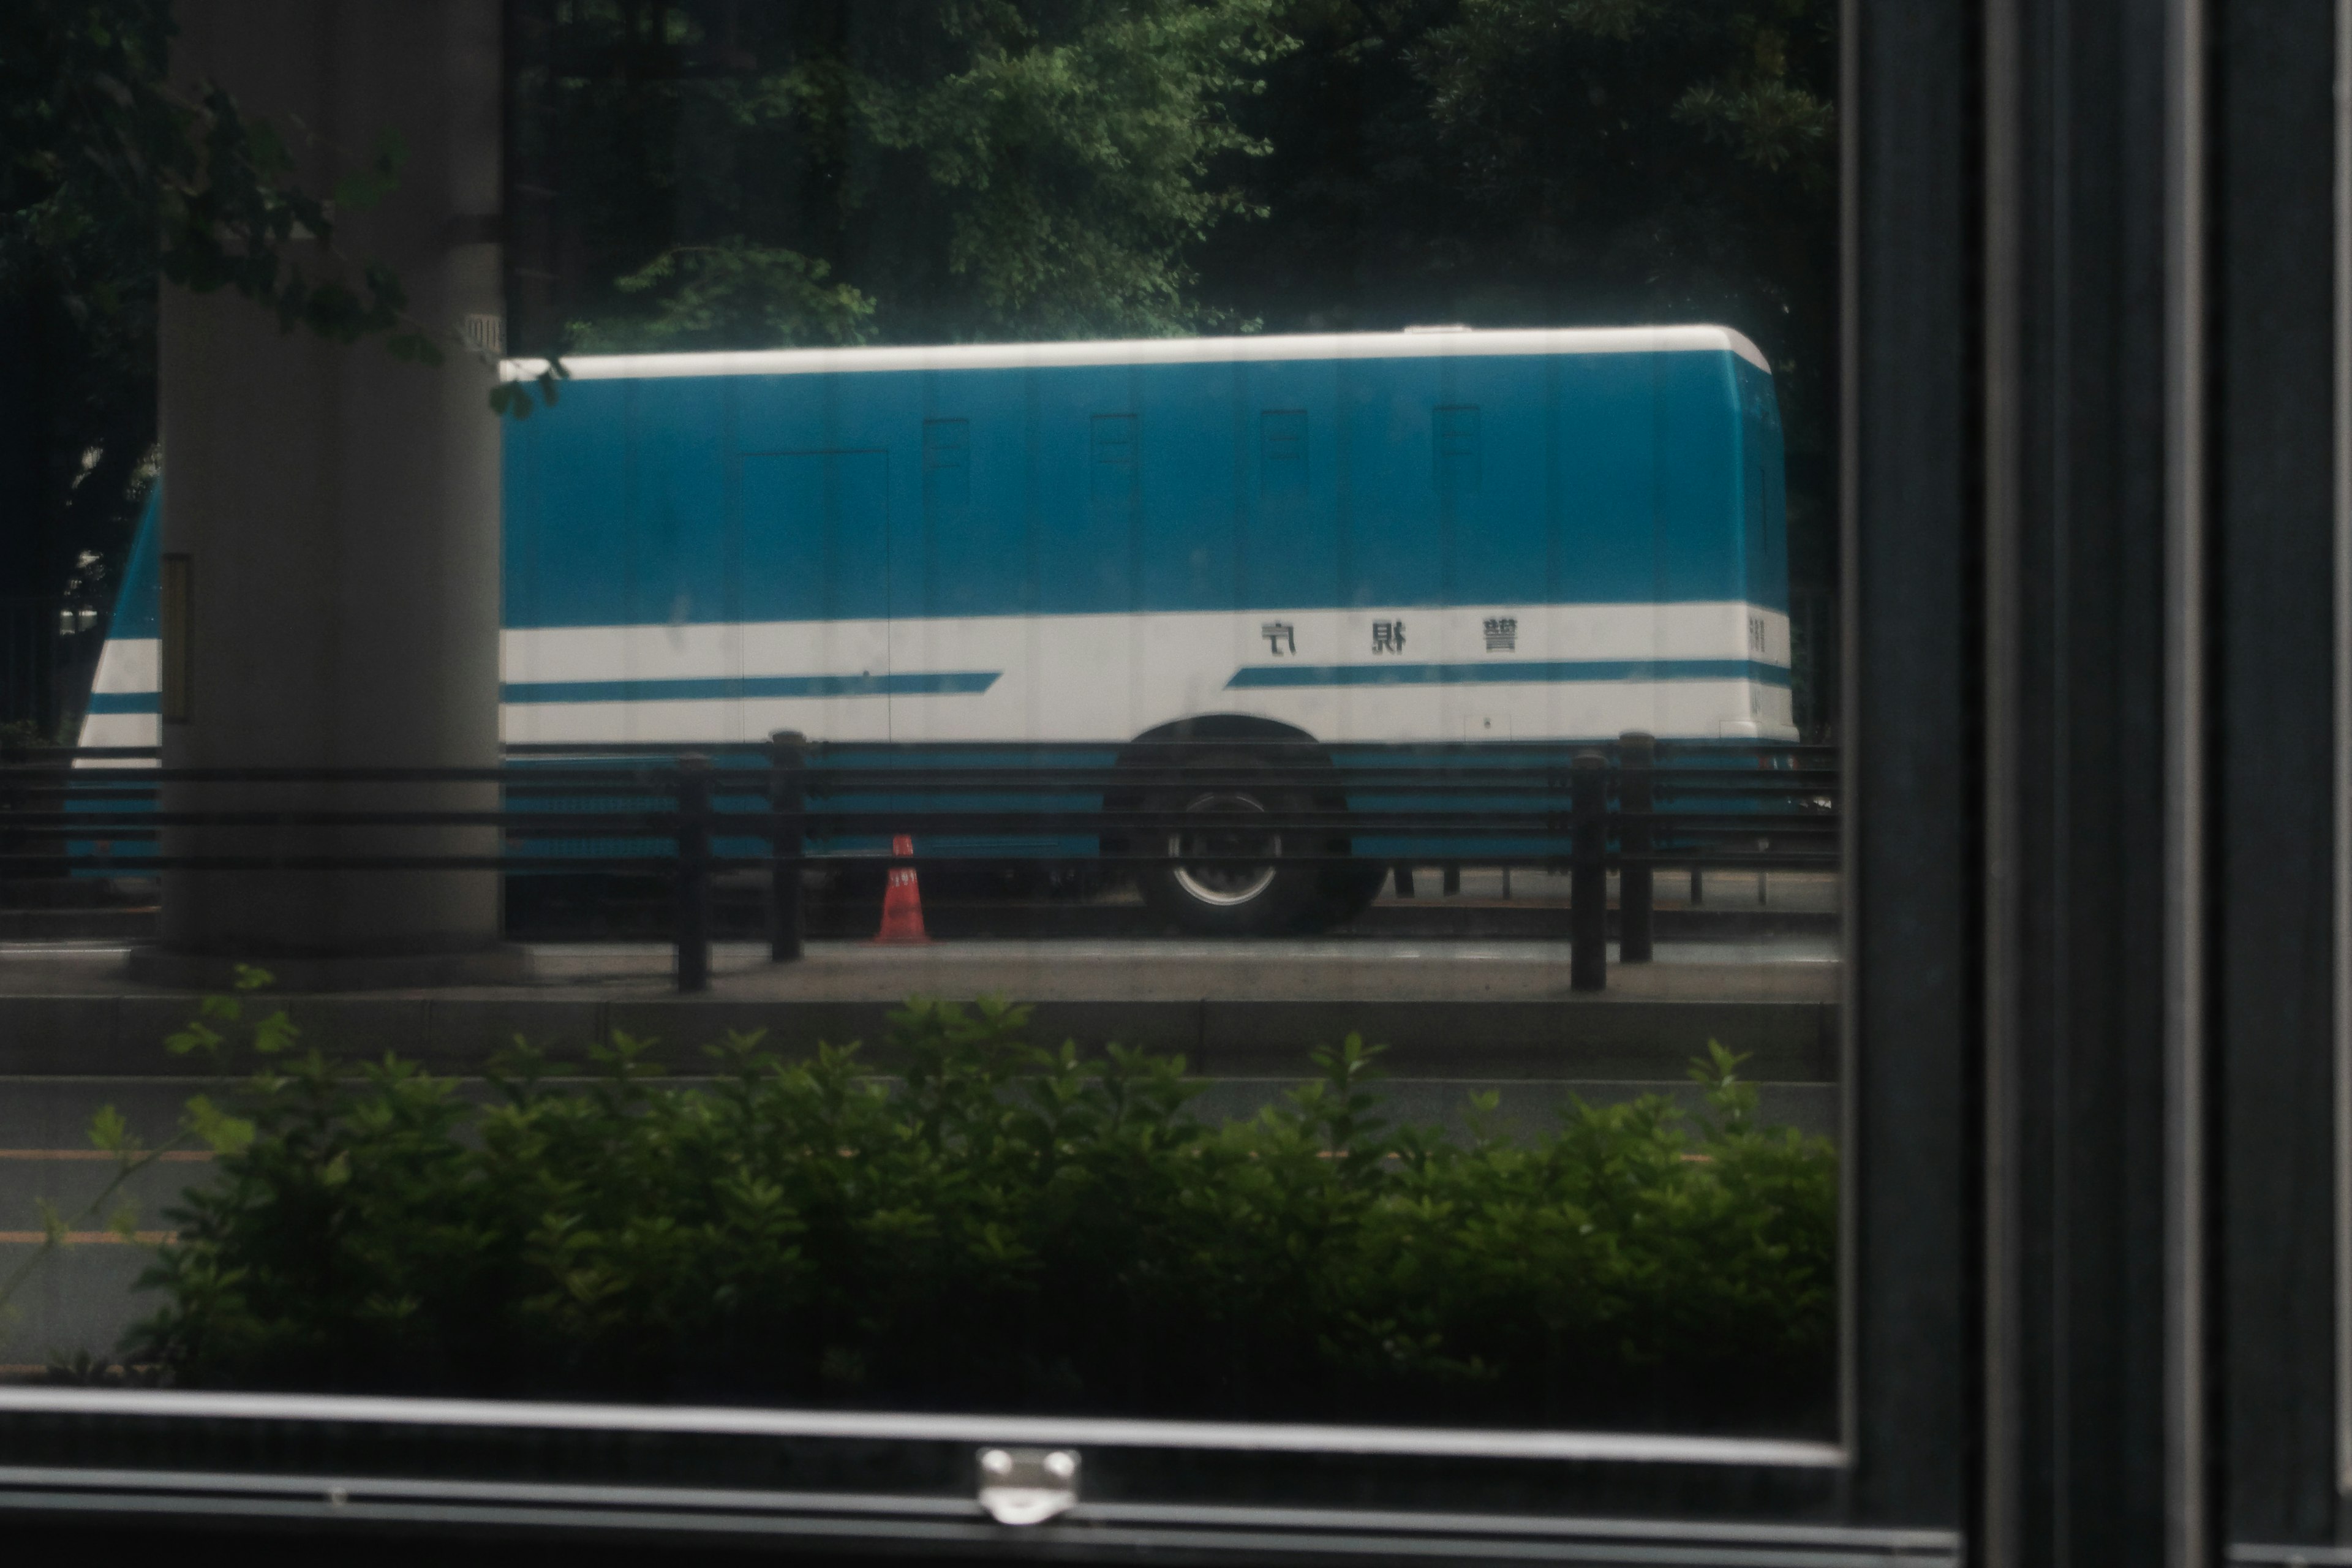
[1169,791,1281,907]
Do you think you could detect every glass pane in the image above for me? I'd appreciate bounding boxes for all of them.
[4,0,1842,1451]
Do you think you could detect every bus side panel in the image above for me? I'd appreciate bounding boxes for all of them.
[78,486,164,751]
[1548,352,1665,607]
[1129,364,1239,733]
[501,381,629,747]
[1544,352,1666,740]
[633,377,734,631]
[111,488,164,641]
[1340,355,1439,616]
[1735,356,1795,735]
[728,371,890,744]
[497,410,536,640]
[1027,361,1137,744]
[1328,356,1441,744]
[1654,353,1752,737]
[1439,353,1548,741]
[1736,358,1793,616]
[1654,353,1746,608]
[1444,355,1550,620]
[503,380,635,633]
[1132,367,1235,619]
[625,376,735,742]
[498,344,1789,760]
[1234,355,1343,741]
[889,366,1023,745]
[911,367,1029,624]
[73,486,160,879]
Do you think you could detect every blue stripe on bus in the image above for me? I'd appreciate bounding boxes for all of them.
[500,671,1001,705]
[1225,658,1793,690]
[96,662,1779,710]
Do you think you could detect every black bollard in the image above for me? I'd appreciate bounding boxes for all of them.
[1571,752,1607,992]
[768,730,806,963]
[675,754,712,993]
[1618,731,1654,962]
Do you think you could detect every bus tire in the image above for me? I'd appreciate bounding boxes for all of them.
[1136,750,1321,935]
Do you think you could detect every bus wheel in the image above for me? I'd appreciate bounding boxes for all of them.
[1137,752,1318,935]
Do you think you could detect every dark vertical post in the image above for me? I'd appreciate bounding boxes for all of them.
[0,754,20,908]
[1442,864,1461,895]
[1570,751,1607,992]
[1618,731,1654,962]
[767,729,805,962]
[1393,864,1416,897]
[674,753,711,993]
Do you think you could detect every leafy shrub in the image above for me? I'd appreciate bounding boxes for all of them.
[120,989,1835,1432]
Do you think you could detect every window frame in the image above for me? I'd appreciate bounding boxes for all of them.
[2215,0,2352,1559]
[0,0,1995,1555]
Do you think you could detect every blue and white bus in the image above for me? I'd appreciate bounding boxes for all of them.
[81,325,1793,931]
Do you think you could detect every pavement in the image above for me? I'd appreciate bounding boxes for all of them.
[1,864,1843,943]
[0,936,1839,1079]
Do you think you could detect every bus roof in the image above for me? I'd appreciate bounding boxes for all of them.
[502,324,1771,384]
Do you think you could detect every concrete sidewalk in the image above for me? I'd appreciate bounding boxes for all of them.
[0,938,1838,1080]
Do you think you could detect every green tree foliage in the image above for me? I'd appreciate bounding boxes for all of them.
[108,997,1834,1431]
[0,1,439,729]
[1418,0,1833,437]
[4,2,434,356]
[2,2,175,712]
[1196,0,1834,395]
[515,0,1292,349]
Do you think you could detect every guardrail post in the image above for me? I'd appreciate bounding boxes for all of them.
[1618,731,1654,963]
[767,730,805,963]
[676,753,712,993]
[0,760,17,907]
[1571,750,1607,992]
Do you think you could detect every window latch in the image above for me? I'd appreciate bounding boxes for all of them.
[976,1447,1079,1526]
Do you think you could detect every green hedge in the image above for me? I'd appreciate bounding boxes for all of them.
[114,986,1834,1431]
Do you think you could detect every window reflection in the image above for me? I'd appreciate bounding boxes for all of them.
[7,0,1841,1442]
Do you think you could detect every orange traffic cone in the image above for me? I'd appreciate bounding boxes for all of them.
[873,834,930,944]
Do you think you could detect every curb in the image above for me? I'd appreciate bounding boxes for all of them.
[0,994,1835,1080]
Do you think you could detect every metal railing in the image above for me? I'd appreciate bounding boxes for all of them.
[0,733,1838,993]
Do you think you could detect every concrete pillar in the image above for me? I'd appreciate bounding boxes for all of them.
[134,1,519,989]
